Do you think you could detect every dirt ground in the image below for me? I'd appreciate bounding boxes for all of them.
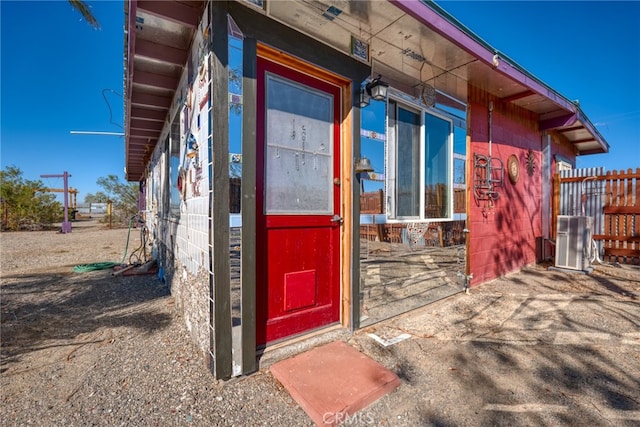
[1,219,639,426]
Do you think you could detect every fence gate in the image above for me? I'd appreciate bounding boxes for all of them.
[554,167,640,265]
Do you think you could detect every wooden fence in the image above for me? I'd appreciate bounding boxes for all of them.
[554,168,639,265]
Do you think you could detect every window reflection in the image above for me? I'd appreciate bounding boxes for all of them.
[396,107,421,218]
[358,90,467,328]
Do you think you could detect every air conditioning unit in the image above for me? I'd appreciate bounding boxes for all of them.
[555,215,593,270]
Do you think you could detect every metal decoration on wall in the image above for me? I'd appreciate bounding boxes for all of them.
[473,154,504,202]
[526,149,536,176]
[421,83,436,107]
[507,154,519,184]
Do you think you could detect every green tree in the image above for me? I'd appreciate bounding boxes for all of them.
[83,191,110,204]
[0,166,63,231]
[92,175,139,224]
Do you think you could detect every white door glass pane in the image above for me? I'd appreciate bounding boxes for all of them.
[265,74,333,214]
[396,107,421,217]
[424,113,451,218]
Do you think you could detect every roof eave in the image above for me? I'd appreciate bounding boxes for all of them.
[391,0,609,155]
[124,0,137,181]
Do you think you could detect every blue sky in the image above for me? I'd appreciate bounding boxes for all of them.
[2,1,638,204]
[437,0,640,170]
[1,1,124,202]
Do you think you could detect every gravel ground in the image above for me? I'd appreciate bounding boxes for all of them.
[1,219,308,426]
[1,218,639,426]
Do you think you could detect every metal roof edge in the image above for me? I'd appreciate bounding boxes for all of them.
[389,0,577,113]
[575,104,610,153]
[390,0,609,154]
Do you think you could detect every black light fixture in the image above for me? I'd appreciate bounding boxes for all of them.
[365,75,389,101]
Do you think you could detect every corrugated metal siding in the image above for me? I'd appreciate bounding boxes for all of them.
[559,167,606,247]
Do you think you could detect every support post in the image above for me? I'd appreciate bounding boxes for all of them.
[41,171,72,233]
[241,35,257,375]
[210,0,232,380]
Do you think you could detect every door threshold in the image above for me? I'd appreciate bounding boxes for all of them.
[257,324,351,370]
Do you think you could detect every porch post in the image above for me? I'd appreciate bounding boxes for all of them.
[351,87,363,332]
[211,0,232,380]
[241,36,257,374]
[542,133,551,260]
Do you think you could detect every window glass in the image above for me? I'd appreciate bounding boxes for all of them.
[170,118,181,216]
[265,74,333,214]
[359,100,386,208]
[229,36,243,214]
[424,113,451,219]
[359,94,466,331]
[396,107,421,218]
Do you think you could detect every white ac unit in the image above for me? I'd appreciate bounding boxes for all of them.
[555,215,593,270]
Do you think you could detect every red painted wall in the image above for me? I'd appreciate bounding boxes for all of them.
[468,99,546,286]
[550,133,577,171]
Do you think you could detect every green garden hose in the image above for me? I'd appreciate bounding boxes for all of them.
[72,262,121,273]
[73,216,140,273]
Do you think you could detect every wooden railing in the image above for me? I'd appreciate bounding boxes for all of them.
[555,168,639,264]
[594,169,640,264]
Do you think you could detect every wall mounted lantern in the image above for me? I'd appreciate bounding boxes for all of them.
[366,75,389,101]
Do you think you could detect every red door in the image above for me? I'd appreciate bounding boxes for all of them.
[256,57,342,346]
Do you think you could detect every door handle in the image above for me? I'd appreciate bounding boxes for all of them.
[330,215,343,225]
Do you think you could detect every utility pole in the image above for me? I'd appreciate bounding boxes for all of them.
[41,171,72,233]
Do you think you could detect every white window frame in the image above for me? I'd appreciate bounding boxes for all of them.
[557,160,572,172]
[385,95,454,223]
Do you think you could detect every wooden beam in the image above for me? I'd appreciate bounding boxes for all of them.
[341,80,353,330]
[130,107,167,122]
[211,0,232,381]
[137,0,201,27]
[557,125,584,133]
[594,235,640,242]
[131,92,171,109]
[571,137,596,144]
[130,119,163,131]
[133,70,179,90]
[552,172,560,240]
[501,90,534,103]
[136,39,187,66]
[241,36,257,375]
[560,171,640,183]
[603,206,640,214]
[539,113,576,131]
[603,248,640,258]
[130,129,161,138]
[579,148,608,155]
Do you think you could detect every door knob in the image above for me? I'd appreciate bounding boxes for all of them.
[330,214,343,225]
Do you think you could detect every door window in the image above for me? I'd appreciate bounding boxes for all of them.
[264,73,334,214]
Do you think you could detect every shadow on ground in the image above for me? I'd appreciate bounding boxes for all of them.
[0,269,170,373]
[354,263,640,426]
